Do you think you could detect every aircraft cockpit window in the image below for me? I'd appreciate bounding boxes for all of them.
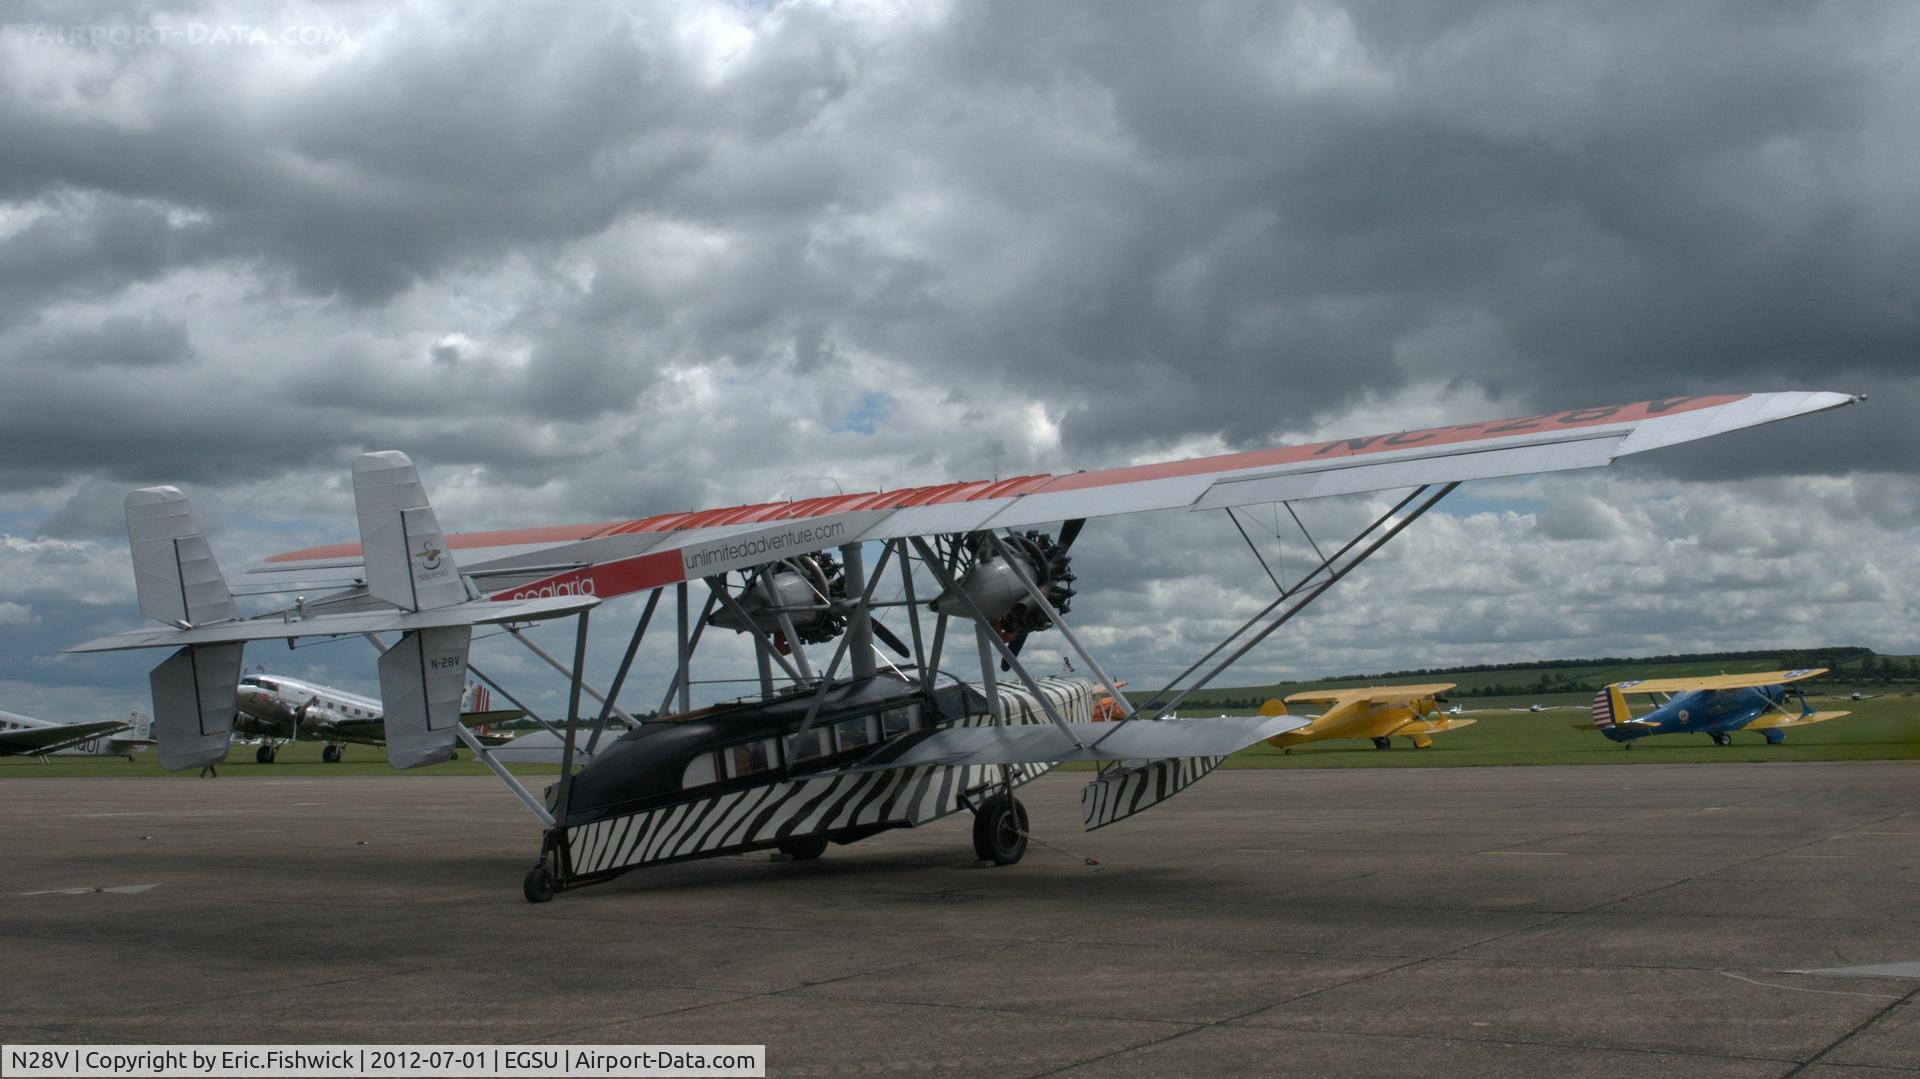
[681,753,717,788]
[879,704,919,740]
[723,737,776,779]
[240,676,261,686]
[789,727,829,762]
[833,715,878,753]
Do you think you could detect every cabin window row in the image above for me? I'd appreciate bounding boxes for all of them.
[678,704,921,789]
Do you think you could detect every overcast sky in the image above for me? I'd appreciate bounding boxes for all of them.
[3,1,1915,721]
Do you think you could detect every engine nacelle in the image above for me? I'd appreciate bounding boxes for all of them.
[928,532,1074,635]
[929,554,1037,623]
[707,553,845,645]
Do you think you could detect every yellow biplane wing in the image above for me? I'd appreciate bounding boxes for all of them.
[1609,668,1828,694]
[1284,682,1456,706]
[1745,709,1850,731]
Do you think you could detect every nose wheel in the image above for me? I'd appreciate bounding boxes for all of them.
[971,793,1029,865]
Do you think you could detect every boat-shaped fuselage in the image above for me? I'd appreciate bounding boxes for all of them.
[556,674,1093,880]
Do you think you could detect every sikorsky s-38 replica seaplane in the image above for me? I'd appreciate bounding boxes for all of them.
[70,391,1857,901]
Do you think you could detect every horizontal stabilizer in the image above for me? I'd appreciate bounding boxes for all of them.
[460,709,526,727]
[150,643,243,771]
[65,593,595,653]
[811,714,1306,773]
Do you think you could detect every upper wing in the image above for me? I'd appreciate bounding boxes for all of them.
[801,714,1307,773]
[1611,668,1829,694]
[1286,683,1456,706]
[0,721,132,755]
[249,391,1859,602]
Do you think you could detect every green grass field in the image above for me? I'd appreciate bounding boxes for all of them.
[6,693,1913,778]
[1207,692,1920,769]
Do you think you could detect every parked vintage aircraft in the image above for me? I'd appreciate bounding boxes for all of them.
[1577,669,1850,747]
[69,391,1859,901]
[0,709,152,760]
[1263,683,1472,752]
[235,672,526,763]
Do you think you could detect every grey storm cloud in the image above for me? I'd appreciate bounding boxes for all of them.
[0,0,1916,718]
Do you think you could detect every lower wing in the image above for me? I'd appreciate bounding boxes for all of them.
[804,714,1308,774]
[1394,718,1476,736]
[1741,710,1851,731]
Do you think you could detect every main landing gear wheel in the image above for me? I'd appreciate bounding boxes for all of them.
[777,836,829,861]
[972,793,1029,866]
[1710,732,1733,747]
[321,744,343,764]
[254,744,277,764]
[522,863,557,904]
[1371,736,1392,750]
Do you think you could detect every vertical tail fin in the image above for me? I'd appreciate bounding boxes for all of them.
[150,644,243,770]
[378,625,471,769]
[126,487,235,626]
[1259,698,1288,717]
[1591,686,1630,728]
[125,488,241,770]
[352,451,467,612]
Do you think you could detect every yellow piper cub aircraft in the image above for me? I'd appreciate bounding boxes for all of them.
[1263,683,1474,752]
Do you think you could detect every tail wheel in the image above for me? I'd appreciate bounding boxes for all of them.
[777,836,829,861]
[971,793,1029,865]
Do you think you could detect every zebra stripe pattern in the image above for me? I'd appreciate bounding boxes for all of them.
[1080,754,1224,831]
[565,678,1087,877]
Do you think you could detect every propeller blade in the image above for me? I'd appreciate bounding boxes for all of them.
[999,630,1031,671]
[1058,518,1086,550]
[870,620,912,658]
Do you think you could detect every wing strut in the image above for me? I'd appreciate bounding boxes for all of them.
[984,531,1133,720]
[910,536,1084,748]
[506,624,641,729]
[586,587,663,755]
[1096,482,1457,752]
[790,540,902,744]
